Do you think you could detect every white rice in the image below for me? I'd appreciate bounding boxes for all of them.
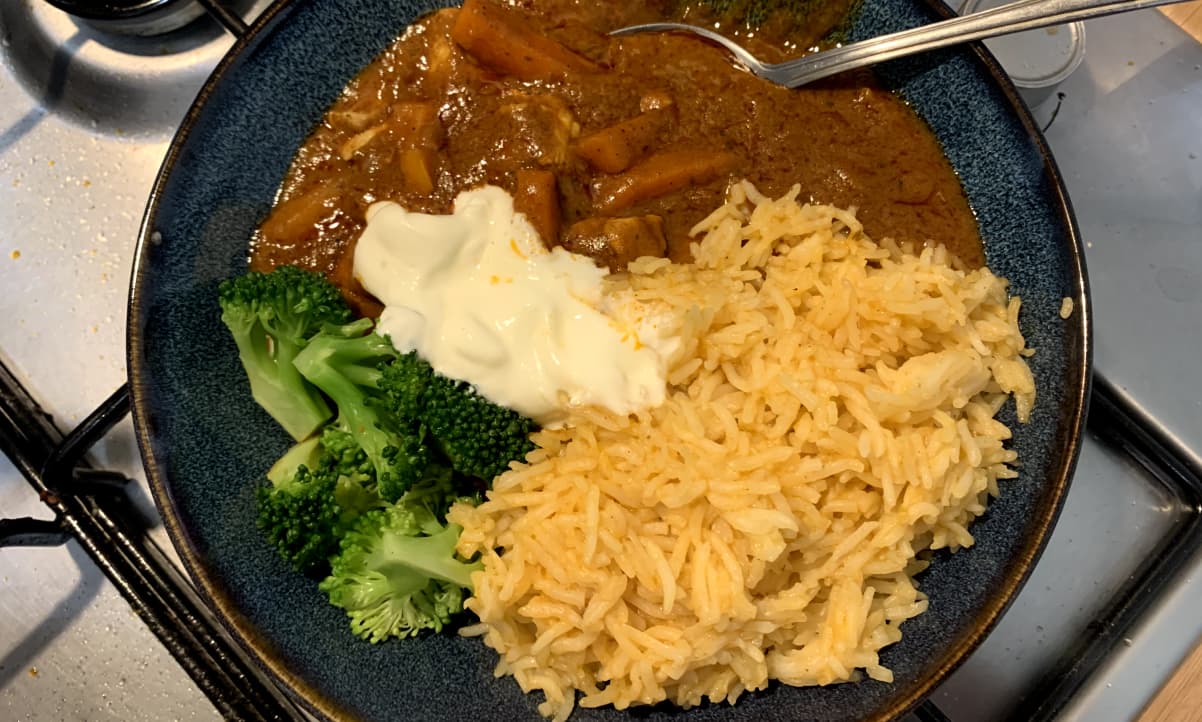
[450,181,1035,720]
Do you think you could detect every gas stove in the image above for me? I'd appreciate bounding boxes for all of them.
[1,2,1200,720]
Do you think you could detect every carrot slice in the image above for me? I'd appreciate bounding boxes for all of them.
[592,150,739,214]
[513,169,561,245]
[259,183,343,245]
[576,109,671,174]
[400,149,438,194]
[451,0,598,81]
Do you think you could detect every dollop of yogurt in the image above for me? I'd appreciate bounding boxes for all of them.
[353,186,676,427]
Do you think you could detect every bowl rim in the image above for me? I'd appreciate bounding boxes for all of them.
[126,0,1092,719]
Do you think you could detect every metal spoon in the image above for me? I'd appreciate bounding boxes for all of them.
[611,0,1189,88]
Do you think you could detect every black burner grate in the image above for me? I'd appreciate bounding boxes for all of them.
[0,360,298,721]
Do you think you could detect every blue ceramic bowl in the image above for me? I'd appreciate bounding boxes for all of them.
[128,1,1091,719]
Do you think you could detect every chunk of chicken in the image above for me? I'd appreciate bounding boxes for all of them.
[562,215,667,271]
[513,169,561,245]
[498,93,579,169]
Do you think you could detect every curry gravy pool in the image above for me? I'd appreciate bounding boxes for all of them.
[247,0,982,316]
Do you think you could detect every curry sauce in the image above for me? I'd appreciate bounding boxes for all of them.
[249,0,980,316]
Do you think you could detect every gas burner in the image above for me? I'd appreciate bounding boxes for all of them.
[41,0,207,37]
[0,0,247,136]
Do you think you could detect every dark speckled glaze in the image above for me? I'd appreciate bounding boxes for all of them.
[126,0,1091,720]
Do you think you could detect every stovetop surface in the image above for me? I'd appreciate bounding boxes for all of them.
[1,2,1199,720]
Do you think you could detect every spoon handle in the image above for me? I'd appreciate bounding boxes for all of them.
[768,0,1189,87]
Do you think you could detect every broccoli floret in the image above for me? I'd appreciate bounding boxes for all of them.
[377,351,435,421]
[218,266,351,441]
[256,465,341,573]
[292,323,535,500]
[256,436,380,573]
[318,502,481,642]
[375,352,535,482]
[292,320,432,503]
[421,374,536,481]
[318,426,369,474]
[318,427,389,519]
[399,461,464,523]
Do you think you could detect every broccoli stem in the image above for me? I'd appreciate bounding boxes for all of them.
[266,436,323,486]
[368,523,479,590]
[225,317,333,440]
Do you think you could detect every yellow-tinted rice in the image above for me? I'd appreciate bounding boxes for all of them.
[450,182,1036,720]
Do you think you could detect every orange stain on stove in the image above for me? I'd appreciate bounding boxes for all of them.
[27,667,38,678]
[10,250,20,260]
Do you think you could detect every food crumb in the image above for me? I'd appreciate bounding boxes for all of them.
[82,179,92,188]
[1059,297,1074,319]
[10,250,19,260]
[28,667,38,678]
[1127,60,1135,66]
[509,238,527,259]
